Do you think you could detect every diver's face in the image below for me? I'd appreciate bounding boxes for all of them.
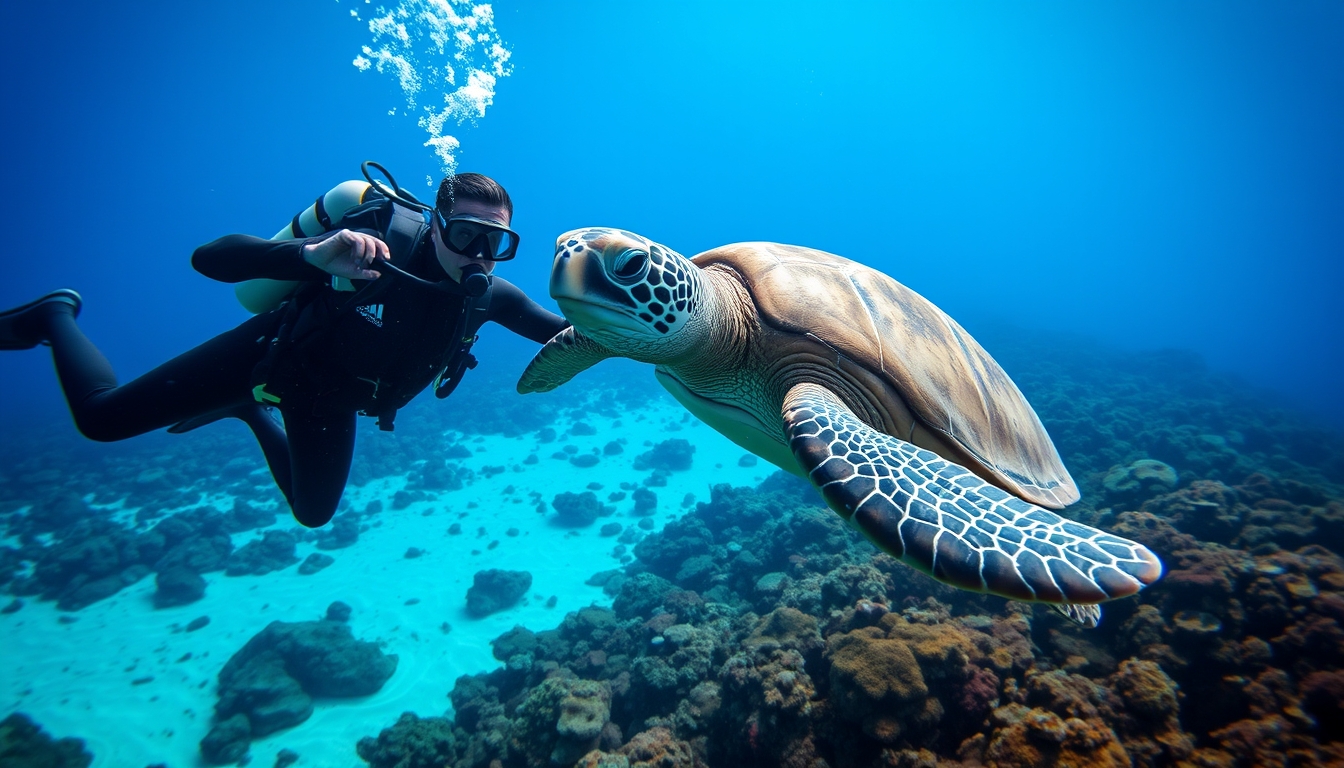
[432,199,510,282]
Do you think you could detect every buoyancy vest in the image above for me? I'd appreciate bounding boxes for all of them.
[251,192,492,431]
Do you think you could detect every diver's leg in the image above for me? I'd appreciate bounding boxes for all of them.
[0,289,82,350]
[280,405,356,527]
[234,405,296,506]
[42,306,275,441]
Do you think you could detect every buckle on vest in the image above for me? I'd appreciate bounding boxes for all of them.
[252,384,281,404]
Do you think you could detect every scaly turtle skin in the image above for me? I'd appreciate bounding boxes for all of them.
[520,229,1163,626]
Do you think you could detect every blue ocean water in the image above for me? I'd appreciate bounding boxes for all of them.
[2,1,1341,431]
[2,2,1343,767]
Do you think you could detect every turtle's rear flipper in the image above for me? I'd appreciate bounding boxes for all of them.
[781,382,1163,626]
[1051,602,1101,628]
[517,327,613,394]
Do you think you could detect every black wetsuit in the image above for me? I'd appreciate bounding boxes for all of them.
[44,201,566,527]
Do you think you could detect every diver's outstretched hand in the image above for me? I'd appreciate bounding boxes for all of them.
[302,229,389,280]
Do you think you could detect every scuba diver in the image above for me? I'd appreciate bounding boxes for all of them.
[0,165,567,527]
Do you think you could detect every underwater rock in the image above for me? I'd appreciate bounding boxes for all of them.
[0,712,93,768]
[56,569,147,612]
[153,565,206,608]
[315,516,360,550]
[632,439,695,472]
[571,421,597,436]
[29,518,156,610]
[491,625,538,661]
[409,460,471,492]
[570,453,601,468]
[466,569,532,617]
[297,552,334,575]
[552,491,607,527]
[156,531,234,574]
[22,491,94,535]
[443,443,473,460]
[199,713,250,766]
[356,712,458,768]
[630,487,657,516]
[326,601,353,623]
[1101,458,1179,505]
[221,498,276,533]
[204,619,397,762]
[225,530,299,576]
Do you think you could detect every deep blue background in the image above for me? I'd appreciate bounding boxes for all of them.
[2,1,1341,432]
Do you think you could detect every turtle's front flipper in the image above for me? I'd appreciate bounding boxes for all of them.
[517,327,613,394]
[782,383,1162,625]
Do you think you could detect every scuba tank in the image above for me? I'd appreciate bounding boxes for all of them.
[233,162,436,313]
[234,179,370,313]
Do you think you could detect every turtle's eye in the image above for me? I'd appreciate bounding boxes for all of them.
[611,249,650,283]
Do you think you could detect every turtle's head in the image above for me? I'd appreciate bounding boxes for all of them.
[549,227,706,362]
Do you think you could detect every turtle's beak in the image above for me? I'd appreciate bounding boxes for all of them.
[548,244,590,303]
[550,238,642,333]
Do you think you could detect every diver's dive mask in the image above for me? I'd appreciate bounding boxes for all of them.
[435,209,520,261]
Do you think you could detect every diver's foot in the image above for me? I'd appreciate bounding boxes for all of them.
[0,289,82,350]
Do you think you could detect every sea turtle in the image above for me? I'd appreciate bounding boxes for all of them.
[519,229,1163,626]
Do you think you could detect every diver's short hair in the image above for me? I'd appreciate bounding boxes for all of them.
[437,173,513,220]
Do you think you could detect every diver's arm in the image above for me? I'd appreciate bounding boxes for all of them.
[193,230,387,283]
[488,278,570,343]
[192,234,330,283]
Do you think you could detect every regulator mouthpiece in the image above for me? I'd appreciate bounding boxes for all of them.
[461,264,490,297]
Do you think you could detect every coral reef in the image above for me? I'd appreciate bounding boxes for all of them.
[366,442,1344,768]
[357,712,458,768]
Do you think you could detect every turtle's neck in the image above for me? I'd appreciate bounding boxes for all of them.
[663,264,753,382]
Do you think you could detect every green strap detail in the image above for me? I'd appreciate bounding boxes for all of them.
[252,384,281,404]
